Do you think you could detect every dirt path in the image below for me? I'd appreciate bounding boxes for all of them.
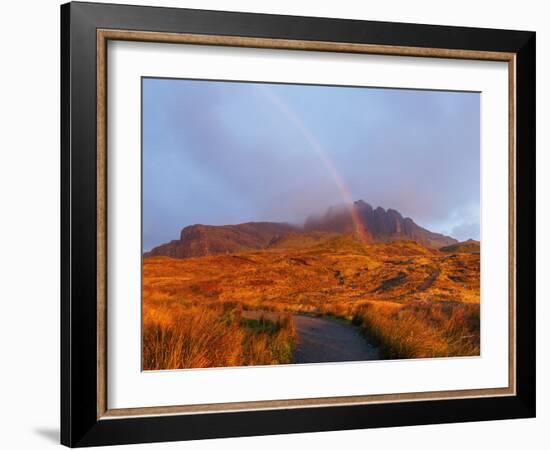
[293,315,380,364]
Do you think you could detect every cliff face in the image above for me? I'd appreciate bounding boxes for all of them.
[145,222,295,258]
[304,200,457,249]
[145,200,458,258]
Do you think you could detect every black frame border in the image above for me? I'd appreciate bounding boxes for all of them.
[61,2,536,447]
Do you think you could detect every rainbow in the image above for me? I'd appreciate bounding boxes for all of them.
[257,85,369,243]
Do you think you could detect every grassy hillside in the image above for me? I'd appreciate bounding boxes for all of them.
[440,239,480,254]
[143,233,480,368]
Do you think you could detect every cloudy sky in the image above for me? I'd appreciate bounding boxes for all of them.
[143,78,480,251]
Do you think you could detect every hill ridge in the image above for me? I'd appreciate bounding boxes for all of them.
[145,200,458,259]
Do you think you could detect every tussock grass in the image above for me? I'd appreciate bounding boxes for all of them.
[351,300,480,359]
[142,300,296,370]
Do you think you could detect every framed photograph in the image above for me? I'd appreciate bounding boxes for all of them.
[61,2,536,447]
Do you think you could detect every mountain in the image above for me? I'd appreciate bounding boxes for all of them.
[145,200,458,258]
[144,222,295,259]
[440,239,480,254]
[304,200,457,249]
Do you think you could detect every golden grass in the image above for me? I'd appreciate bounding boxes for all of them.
[351,300,480,358]
[142,300,296,370]
[142,236,480,368]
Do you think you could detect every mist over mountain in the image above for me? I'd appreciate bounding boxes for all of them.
[305,200,457,249]
[145,200,457,258]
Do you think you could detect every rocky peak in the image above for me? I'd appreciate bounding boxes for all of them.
[354,200,373,211]
[305,200,457,249]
